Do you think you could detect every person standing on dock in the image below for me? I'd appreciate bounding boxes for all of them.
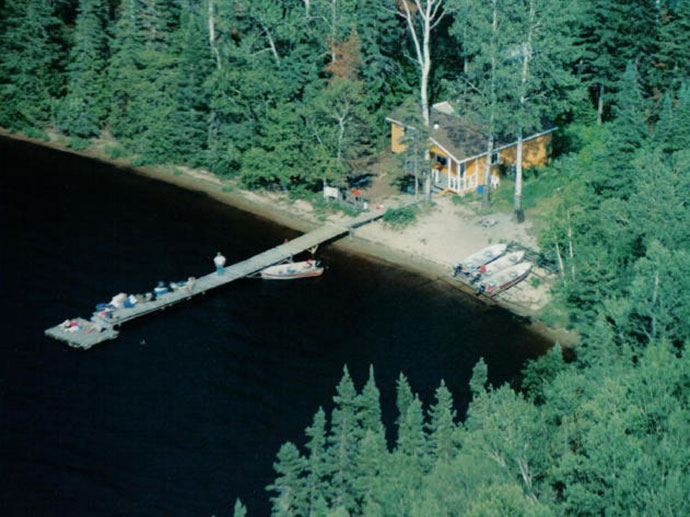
[214,252,226,275]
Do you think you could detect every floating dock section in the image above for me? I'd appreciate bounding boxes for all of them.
[45,205,400,349]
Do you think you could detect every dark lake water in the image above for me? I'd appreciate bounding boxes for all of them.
[0,137,551,516]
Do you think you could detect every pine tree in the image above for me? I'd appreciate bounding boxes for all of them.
[354,366,387,510]
[593,62,648,199]
[426,380,457,462]
[579,0,658,122]
[0,0,64,129]
[164,3,214,166]
[395,373,414,436]
[327,366,361,513]
[267,442,306,516]
[58,0,109,137]
[107,0,181,162]
[653,0,690,92]
[304,408,330,516]
[233,498,248,517]
[352,0,406,118]
[469,358,488,397]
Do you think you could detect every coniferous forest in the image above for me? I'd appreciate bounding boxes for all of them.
[1,1,689,515]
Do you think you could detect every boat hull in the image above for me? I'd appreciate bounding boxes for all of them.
[260,261,324,280]
[479,263,531,296]
[453,243,508,276]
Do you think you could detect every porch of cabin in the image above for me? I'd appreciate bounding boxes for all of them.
[429,149,482,195]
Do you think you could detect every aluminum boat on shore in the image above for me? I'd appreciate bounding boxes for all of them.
[453,243,508,276]
[477,262,531,296]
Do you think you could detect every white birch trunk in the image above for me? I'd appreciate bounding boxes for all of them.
[555,241,565,281]
[514,0,534,223]
[262,24,280,64]
[482,136,493,208]
[482,0,498,210]
[514,132,524,221]
[597,83,604,125]
[399,0,445,128]
[207,0,221,69]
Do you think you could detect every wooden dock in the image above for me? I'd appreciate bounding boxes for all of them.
[45,205,397,349]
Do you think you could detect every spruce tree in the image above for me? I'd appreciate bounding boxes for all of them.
[58,0,109,137]
[267,442,306,516]
[327,366,360,513]
[426,380,457,462]
[164,3,213,166]
[107,0,181,162]
[233,498,248,517]
[354,366,387,510]
[304,408,330,516]
[653,0,690,92]
[395,373,414,435]
[594,63,648,199]
[0,0,64,129]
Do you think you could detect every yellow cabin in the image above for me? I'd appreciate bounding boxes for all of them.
[386,101,556,195]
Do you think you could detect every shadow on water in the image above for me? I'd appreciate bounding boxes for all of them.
[0,137,552,516]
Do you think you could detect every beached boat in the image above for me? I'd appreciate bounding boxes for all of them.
[477,262,531,296]
[453,243,507,276]
[470,251,525,283]
[260,260,324,280]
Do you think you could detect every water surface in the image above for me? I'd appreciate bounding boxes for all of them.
[0,137,550,516]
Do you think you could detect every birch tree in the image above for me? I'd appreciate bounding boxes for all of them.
[506,0,579,223]
[449,0,514,209]
[395,0,446,127]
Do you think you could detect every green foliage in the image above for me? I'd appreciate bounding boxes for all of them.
[67,137,91,151]
[266,338,690,515]
[57,0,109,137]
[0,0,65,129]
[382,206,419,228]
[233,498,248,517]
[22,127,50,141]
[104,145,130,159]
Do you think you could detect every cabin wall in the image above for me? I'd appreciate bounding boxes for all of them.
[498,133,552,169]
[391,124,407,153]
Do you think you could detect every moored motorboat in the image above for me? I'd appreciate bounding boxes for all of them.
[453,243,507,276]
[477,262,531,296]
[260,260,324,280]
[470,250,525,283]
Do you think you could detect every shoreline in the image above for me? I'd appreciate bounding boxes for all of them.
[1,129,577,347]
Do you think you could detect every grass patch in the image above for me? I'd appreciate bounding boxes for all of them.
[383,205,419,228]
[530,275,542,288]
[172,167,183,176]
[222,185,234,193]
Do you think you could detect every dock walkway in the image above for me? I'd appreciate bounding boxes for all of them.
[45,205,400,349]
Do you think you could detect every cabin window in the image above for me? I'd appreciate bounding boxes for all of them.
[435,154,447,167]
[490,152,499,165]
[460,162,467,176]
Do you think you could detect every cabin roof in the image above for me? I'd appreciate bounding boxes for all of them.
[386,100,556,163]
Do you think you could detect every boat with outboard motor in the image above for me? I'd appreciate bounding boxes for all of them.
[470,250,526,283]
[452,243,507,277]
[476,262,531,296]
[260,259,324,280]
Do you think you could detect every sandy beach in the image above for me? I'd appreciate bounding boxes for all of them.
[1,129,577,346]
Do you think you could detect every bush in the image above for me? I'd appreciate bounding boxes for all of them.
[105,145,130,159]
[23,127,49,141]
[383,205,419,228]
[67,137,91,151]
